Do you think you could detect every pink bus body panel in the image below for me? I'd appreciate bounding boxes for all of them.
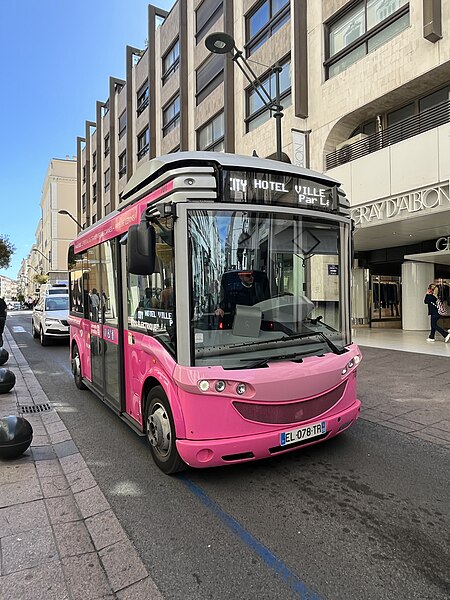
[120,328,361,468]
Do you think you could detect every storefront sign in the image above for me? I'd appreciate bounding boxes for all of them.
[351,182,450,226]
[436,236,450,251]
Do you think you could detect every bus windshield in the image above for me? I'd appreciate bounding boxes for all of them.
[189,209,348,368]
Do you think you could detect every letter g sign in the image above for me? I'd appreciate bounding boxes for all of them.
[436,236,450,251]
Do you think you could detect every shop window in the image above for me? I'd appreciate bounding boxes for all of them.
[246,0,290,56]
[325,0,409,79]
[246,56,291,132]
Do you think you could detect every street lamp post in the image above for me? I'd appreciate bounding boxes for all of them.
[58,209,83,230]
[205,32,284,162]
[32,248,48,262]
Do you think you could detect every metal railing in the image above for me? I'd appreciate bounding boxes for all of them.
[326,99,450,170]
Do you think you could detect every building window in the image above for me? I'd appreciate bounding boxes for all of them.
[246,0,290,56]
[104,168,110,192]
[196,0,223,43]
[92,215,97,224]
[104,134,110,157]
[119,151,127,179]
[92,183,97,204]
[325,0,409,79]
[162,40,180,84]
[198,112,224,151]
[246,56,292,132]
[82,193,86,210]
[137,82,149,116]
[196,53,225,106]
[92,151,96,172]
[82,165,86,183]
[118,110,126,139]
[137,128,149,160]
[162,95,180,137]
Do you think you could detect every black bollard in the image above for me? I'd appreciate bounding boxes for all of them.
[0,368,16,393]
[0,416,33,459]
[0,348,9,366]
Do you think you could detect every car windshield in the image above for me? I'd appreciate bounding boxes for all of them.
[189,209,349,368]
[45,297,69,311]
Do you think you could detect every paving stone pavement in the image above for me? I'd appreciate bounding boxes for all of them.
[0,329,163,600]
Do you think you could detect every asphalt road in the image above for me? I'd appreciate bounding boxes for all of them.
[6,312,450,600]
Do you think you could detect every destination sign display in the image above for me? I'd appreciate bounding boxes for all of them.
[223,170,337,212]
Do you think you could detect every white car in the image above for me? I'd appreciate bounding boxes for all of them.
[32,294,69,346]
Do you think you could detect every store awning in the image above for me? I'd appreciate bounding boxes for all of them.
[404,250,450,265]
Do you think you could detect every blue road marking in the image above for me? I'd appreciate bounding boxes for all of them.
[179,475,324,600]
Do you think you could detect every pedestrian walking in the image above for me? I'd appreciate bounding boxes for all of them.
[0,296,7,347]
[424,284,450,343]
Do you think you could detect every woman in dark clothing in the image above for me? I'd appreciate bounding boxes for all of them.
[0,296,7,347]
[424,284,450,343]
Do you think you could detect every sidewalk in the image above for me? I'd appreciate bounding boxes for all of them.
[0,328,163,600]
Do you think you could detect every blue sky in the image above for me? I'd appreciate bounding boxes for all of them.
[0,0,174,280]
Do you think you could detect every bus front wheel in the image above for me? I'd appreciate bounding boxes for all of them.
[144,386,186,474]
[72,344,87,390]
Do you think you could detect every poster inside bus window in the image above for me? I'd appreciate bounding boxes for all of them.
[223,170,337,211]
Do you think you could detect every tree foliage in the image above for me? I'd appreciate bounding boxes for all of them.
[33,274,49,284]
[0,235,15,269]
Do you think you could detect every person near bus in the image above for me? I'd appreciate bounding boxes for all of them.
[160,278,174,309]
[90,288,100,322]
[424,284,450,343]
[139,287,158,309]
[215,270,271,326]
[0,296,7,347]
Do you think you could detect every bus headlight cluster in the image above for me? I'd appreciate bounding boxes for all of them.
[341,354,361,376]
[197,379,248,396]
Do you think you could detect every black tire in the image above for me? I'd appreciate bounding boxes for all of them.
[40,327,49,346]
[72,344,87,390]
[144,386,186,474]
[32,320,39,339]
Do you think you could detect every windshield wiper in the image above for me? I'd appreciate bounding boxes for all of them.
[279,331,347,355]
[238,352,307,370]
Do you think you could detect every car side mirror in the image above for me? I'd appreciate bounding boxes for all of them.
[128,222,156,275]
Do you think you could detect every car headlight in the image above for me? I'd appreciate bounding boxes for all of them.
[45,318,60,325]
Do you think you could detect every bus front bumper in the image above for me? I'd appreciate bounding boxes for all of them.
[176,399,361,469]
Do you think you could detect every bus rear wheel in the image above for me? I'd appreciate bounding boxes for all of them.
[72,344,87,390]
[144,386,186,474]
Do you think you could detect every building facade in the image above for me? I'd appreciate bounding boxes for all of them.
[25,158,78,296]
[77,0,450,331]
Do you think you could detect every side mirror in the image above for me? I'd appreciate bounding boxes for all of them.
[128,222,156,275]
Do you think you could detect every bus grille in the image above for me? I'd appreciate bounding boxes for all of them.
[233,381,347,425]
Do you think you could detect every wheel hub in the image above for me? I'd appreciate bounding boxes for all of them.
[147,404,171,456]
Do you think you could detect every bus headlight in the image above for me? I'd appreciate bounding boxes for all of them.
[198,380,210,392]
[215,380,226,392]
[236,383,246,395]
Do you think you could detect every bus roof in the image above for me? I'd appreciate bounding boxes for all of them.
[122,151,339,202]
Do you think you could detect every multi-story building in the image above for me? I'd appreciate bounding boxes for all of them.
[31,158,78,285]
[77,0,450,331]
[0,276,18,304]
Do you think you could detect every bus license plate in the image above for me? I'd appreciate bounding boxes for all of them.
[280,421,326,446]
